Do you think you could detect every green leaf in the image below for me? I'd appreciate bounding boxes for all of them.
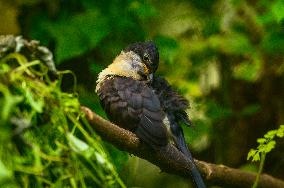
[264,141,276,153]
[0,84,24,122]
[276,125,284,137]
[247,149,257,160]
[277,131,284,138]
[67,133,94,159]
[257,138,266,144]
[252,152,260,162]
[24,88,44,113]
[61,93,80,113]
[264,130,277,139]
[94,152,106,165]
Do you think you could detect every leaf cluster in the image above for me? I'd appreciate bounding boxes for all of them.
[0,45,125,187]
[247,125,284,162]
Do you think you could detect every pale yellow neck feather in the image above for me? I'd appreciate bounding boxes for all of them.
[96,51,142,92]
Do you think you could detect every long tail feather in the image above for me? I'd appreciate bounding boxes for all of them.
[176,133,206,188]
[169,118,206,188]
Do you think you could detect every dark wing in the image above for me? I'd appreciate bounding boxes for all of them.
[151,76,191,126]
[97,76,168,147]
[151,77,206,188]
[151,77,206,187]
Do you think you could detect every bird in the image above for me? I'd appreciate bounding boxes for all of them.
[95,41,206,188]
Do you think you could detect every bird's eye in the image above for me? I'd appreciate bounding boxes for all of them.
[143,53,150,62]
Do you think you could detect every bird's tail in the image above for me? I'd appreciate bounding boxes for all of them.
[170,120,206,188]
[176,133,206,188]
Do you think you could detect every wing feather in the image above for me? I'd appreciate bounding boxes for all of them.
[151,76,191,126]
[97,76,168,147]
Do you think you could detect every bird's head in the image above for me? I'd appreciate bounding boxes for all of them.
[124,41,159,75]
[97,41,159,84]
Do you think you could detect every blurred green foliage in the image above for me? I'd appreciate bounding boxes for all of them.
[0,52,125,187]
[1,0,284,187]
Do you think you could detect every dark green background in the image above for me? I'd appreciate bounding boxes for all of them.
[1,0,284,187]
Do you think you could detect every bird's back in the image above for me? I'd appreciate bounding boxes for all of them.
[151,76,206,188]
[151,76,192,126]
[96,76,168,147]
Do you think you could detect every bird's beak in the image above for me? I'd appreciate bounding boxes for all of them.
[142,64,153,82]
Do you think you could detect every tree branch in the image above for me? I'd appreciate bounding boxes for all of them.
[81,106,284,188]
